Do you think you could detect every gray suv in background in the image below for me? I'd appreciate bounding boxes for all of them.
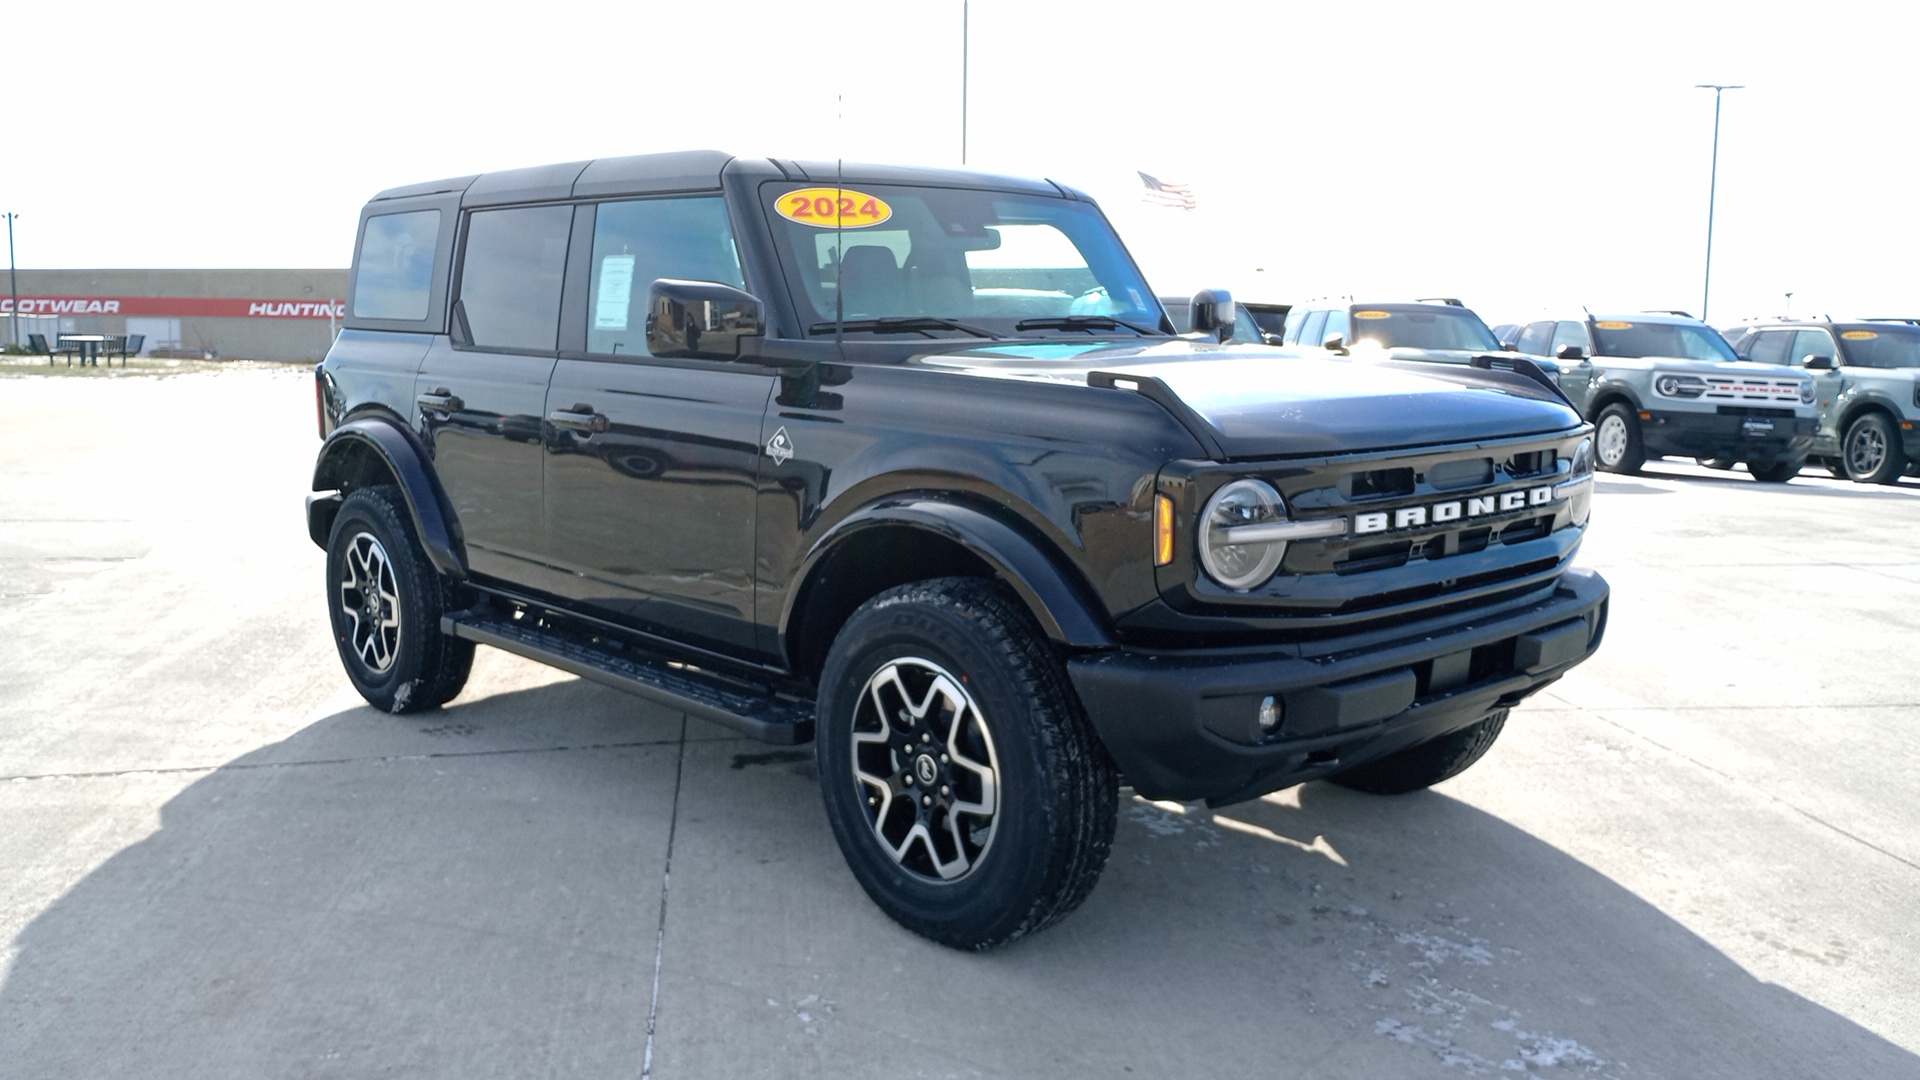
[1503,312,1819,482]
[1724,318,1920,483]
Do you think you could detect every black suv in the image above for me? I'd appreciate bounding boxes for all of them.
[307,151,1608,949]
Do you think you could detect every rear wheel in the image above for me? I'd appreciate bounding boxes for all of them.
[816,578,1118,950]
[1697,457,1735,471]
[325,486,473,713]
[1595,404,1645,474]
[1747,458,1802,483]
[1328,710,1508,795]
[1842,413,1906,484]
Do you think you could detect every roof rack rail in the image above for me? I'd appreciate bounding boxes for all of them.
[1640,309,1695,318]
[1863,317,1920,325]
[1413,296,1465,307]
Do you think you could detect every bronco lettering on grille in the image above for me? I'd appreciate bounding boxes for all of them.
[1353,485,1556,535]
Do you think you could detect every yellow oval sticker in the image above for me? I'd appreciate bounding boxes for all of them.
[1595,321,1633,330]
[776,187,893,229]
[1354,310,1392,319]
[1842,330,1878,340]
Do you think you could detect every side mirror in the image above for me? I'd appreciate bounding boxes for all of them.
[1321,331,1348,354]
[1188,288,1236,343]
[1498,340,1519,352]
[1802,354,1836,371]
[1262,332,1285,346]
[1554,343,1586,361]
[646,279,764,361]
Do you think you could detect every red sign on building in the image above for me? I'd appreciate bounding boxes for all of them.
[1,297,345,318]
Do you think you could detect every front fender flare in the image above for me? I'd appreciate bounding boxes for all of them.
[309,416,466,579]
[786,496,1115,651]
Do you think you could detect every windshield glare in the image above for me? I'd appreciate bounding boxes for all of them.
[762,183,1162,336]
[1349,307,1499,351]
[1591,320,1738,362]
[1839,327,1920,368]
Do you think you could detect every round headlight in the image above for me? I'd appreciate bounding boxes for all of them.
[1571,435,1595,477]
[1199,479,1288,591]
[1655,375,1681,396]
[1800,380,1816,404]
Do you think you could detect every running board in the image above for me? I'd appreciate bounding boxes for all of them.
[441,610,814,745]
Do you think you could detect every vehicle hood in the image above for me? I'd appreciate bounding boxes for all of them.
[1601,355,1812,379]
[912,338,1583,459]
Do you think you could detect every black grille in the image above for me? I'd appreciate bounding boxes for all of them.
[1716,406,1795,418]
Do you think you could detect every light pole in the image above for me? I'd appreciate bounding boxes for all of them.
[4,212,18,349]
[960,0,969,164]
[1695,84,1743,322]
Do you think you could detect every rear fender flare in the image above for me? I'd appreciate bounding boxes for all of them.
[309,416,466,578]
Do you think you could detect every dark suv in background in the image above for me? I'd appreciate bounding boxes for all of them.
[1724,318,1920,483]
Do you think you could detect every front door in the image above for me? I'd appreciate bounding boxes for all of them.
[541,194,772,656]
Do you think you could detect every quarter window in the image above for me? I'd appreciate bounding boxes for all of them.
[353,210,440,321]
[588,197,744,356]
[458,205,572,352]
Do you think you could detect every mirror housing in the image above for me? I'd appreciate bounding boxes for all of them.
[646,279,765,361]
[1322,331,1348,354]
[1554,343,1586,361]
[1189,288,1236,342]
[1802,353,1836,371]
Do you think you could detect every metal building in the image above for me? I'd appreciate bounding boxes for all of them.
[3,269,349,362]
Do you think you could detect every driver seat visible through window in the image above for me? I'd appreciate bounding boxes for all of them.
[838,245,905,317]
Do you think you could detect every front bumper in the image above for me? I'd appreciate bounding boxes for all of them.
[1066,568,1608,805]
[1641,410,1816,461]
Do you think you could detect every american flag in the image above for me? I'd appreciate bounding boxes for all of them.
[1138,171,1196,210]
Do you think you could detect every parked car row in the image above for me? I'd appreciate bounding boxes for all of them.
[1208,287,1913,486]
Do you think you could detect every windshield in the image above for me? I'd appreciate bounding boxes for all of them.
[761,183,1163,337]
[1590,319,1739,362]
[1347,305,1500,351]
[1837,326,1920,368]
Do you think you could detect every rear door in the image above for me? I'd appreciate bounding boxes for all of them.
[415,204,571,582]
[541,195,773,656]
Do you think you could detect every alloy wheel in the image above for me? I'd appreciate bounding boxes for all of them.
[849,656,1001,882]
[339,531,402,673]
[1847,423,1887,478]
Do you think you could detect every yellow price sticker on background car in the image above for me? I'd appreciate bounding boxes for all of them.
[1595,321,1633,329]
[1842,330,1878,340]
[777,187,893,228]
[1354,310,1392,319]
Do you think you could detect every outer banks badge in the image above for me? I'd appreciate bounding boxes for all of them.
[765,426,794,465]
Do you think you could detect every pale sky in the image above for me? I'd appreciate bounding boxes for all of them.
[7,0,1916,325]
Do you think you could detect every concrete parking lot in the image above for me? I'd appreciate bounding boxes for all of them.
[3,364,1917,1079]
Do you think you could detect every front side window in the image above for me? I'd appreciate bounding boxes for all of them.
[1346,305,1500,351]
[1589,320,1739,362]
[1789,329,1837,365]
[588,197,744,357]
[1550,320,1589,356]
[761,183,1160,337]
[458,206,572,352]
[354,209,440,321]
[1834,326,1920,369]
[1322,309,1349,344]
[1297,309,1328,347]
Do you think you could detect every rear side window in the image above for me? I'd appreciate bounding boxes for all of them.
[458,206,572,352]
[353,210,440,321]
[587,197,743,357]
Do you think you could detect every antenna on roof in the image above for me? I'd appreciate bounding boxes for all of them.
[835,94,844,347]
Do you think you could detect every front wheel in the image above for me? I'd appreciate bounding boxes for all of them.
[1697,456,1735,471]
[816,578,1118,950]
[1842,413,1907,484]
[1595,404,1645,474]
[1747,458,1803,483]
[1327,710,1508,795]
[325,486,474,713]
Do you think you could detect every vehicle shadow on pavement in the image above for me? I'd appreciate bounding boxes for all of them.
[5,680,1916,1080]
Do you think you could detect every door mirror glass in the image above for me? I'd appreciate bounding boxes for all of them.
[646,279,765,361]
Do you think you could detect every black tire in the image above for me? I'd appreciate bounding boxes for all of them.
[1842,413,1907,484]
[1697,457,1735,471]
[1823,458,1848,479]
[1594,404,1645,474]
[815,578,1118,950]
[1327,710,1508,796]
[325,485,474,713]
[1747,458,1802,483]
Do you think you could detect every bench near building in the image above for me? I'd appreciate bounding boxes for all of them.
[3,269,348,362]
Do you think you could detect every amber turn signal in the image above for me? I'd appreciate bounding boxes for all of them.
[1154,494,1174,566]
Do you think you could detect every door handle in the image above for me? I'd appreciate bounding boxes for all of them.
[548,406,609,434]
[416,390,463,413]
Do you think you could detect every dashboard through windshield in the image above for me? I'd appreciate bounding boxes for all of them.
[760,182,1164,338]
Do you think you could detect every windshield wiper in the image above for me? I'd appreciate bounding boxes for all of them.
[1013,315,1159,336]
[808,317,995,339]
